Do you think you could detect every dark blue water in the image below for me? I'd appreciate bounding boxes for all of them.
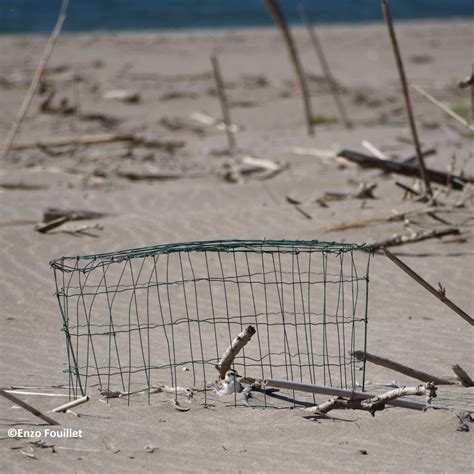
[1,1,473,34]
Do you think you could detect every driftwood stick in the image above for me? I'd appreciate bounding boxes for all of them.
[216,326,256,379]
[382,247,474,326]
[265,379,428,411]
[210,55,236,154]
[381,0,432,197]
[51,395,90,413]
[265,0,314,136]
[411,83,474,132]
[395,181,421,196]
[1,0,68,160]
[0,389,60,425]
[10,133,185,151]
[305,383,437,416]
[338,149,473,190]
[369,227,460,249]
[452,365,474,387]
[298,4,351,128]
[352,350,454,384]
[401,148,436,165]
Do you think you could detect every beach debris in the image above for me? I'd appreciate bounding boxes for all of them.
[0,182,48,191]
[0,388,59,425]
[410,83,474,131]
[10,133,185,152]
[368,227,460,250]
[43,208,108,223]
[116,169,193,181]
[217,160,242,183]
[265,0,314,136]
[361,140,389,160]
[103,89,140,103]
[455,412,473,432]
[51,395,90,413]
[286,196,312,219]
[304,382,437,416]
[382,247,473,325]
[39,89,75,115]
[452,365,474,387]
[216,325,256,379]
[144,445,158,454]
[298,4,351,128]
[338,149,473,190]
[173,401,190,412]
[160,117,205,135]
[381,0,433,197]
[265,379,433,412]
[241,156,288,180]
[190,111,240,132]
[210,55,237,154]
[1,0,68,160]
[160,90,198,101]
[35,216,69,233]
[352,350,454,385]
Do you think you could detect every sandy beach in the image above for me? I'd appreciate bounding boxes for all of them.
[0,19,473,472]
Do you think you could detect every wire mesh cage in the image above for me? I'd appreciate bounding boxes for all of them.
[50,239,372,406]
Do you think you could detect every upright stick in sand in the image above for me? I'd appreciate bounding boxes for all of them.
[381,0,432,197]
[298,4,351,128]
[1,0,69,160]
[265,0,314,136]
[210,55,236,154]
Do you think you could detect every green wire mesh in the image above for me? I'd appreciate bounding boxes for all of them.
[50,239,372,405]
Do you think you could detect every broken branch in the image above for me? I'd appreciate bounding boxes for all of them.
[352,350,454,384]
[382,247,474,326]
[216,325,256,379]
[452,365,474,387]
[305,383,437,416]
[0,389,59,425]
[338,149,473,190]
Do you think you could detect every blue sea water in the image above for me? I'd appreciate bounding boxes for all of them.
[1,0,473,34]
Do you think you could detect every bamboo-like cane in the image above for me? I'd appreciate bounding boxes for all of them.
[1,0,69,160]
[51,395,90,413]
[265,0,314,136]
[381,0,432,197]
[298,4,351,128]
[210,55,236,154]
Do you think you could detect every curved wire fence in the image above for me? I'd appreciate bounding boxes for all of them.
[50,239,373,405]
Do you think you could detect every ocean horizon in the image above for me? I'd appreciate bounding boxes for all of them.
[1,0,473,34]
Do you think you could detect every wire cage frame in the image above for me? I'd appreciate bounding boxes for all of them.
[50,239,373,406]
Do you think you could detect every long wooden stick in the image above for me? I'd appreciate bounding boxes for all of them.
[210,55,236,154]
[369,227,460,249]
[1,0,68,160]
[411,83,474,132]
[381,0,432,197]
[0,389,59,425]
[382,247,473,326]
[298,4,351,128]
[265,0,314,136]
[305,383,437,415]
[216,326,256,379]
[264,379,428,410]
[452,365,474,387]
[10,133,185,151]
[352,351,454,384]
[338,149,472,190]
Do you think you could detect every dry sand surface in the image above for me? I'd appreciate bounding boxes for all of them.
[1,20,473,472]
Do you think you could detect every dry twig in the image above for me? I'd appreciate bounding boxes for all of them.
[1,0,69,160]
[216,326,256,379]
[382,247,473,325]
[381,0,432,196]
